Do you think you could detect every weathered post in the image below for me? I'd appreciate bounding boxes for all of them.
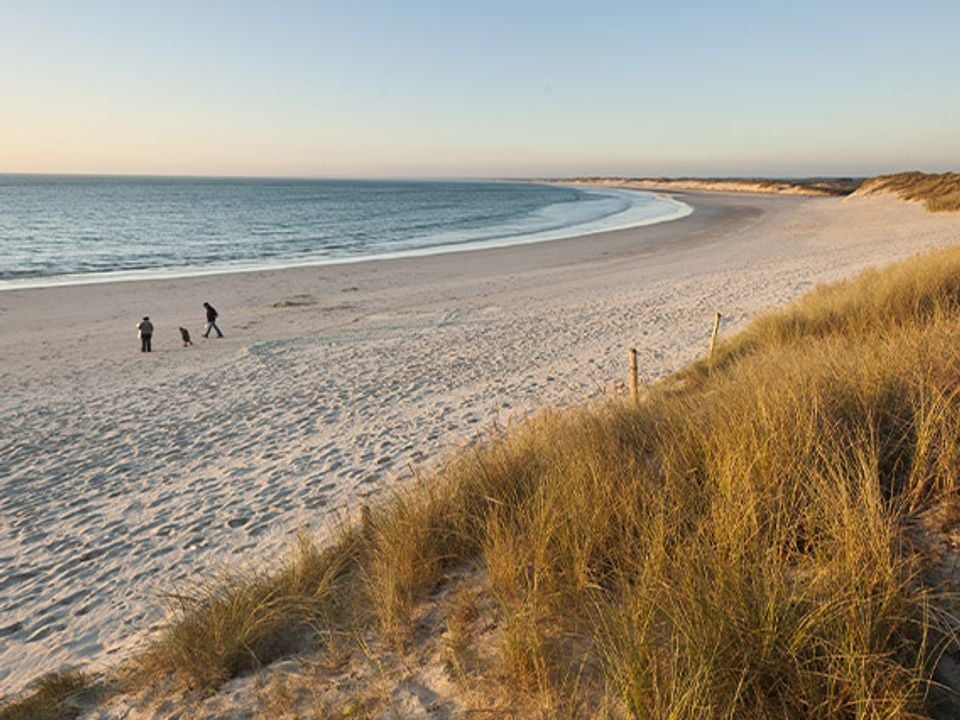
[709,312,722,359]
[629,348,639,406]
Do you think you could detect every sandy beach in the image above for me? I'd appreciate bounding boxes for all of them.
[2,189,959,692]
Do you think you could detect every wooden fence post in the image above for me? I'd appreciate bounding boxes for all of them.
[709,312,722,359]
[629,347,639,405]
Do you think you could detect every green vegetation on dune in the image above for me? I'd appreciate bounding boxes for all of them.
[9,247,960,718]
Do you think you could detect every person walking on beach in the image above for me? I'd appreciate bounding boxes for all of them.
[137,316,154,352]
[203,301,223,338]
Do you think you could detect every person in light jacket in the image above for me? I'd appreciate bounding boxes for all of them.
[203,302,223,338]
[137,316,154,353]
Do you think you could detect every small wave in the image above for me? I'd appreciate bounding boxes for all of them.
[384,187,686,254]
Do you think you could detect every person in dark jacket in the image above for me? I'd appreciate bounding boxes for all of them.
[137,316,154,352]
[202,302,223,338]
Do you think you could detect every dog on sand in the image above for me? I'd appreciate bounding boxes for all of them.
[179,327,193,347]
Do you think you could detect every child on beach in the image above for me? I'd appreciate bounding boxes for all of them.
[137,316,154,352]
[202,302,223,338]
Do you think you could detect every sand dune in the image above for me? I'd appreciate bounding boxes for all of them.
[2,190,959,692]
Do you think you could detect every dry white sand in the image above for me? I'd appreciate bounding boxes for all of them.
[2,190,959,692]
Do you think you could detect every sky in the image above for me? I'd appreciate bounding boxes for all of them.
[1,0,958,178]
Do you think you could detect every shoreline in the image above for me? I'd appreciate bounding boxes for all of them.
[3,190,960,691]
[0,184,691,293]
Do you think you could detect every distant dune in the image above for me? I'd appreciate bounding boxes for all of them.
[554,176,862,197]
[558,172,960,210]
[851,171,960,212]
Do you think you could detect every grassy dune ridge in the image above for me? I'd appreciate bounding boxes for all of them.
[566,170,960,209]
[561,176,860,196]
[855,172,960,212]
[8,247,960,717]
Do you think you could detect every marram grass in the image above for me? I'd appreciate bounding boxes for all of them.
[0,671,90,720]
[858,171,960,212]
[8,247,960,718]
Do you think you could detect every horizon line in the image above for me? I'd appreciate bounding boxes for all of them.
[1,170,930,182]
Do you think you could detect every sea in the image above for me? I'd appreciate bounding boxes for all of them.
[0,175,691,290]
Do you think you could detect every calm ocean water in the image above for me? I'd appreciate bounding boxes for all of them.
[0,176,690,289]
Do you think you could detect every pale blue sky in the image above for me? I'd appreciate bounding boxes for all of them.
[1,0,958,177]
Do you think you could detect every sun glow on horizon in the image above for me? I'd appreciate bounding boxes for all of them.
[2,1,958,178]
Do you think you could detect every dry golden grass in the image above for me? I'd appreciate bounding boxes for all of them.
[858,172,960,212]
[195,250,960,714]
[0,671,91,720]
[349,243,960,717]
[688,245,960,383]
[440,583,482,683]
[15,245,960,718]
[126,531,365,692]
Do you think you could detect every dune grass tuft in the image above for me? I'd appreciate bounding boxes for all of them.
[127,532,365,692]
[0,671,91,720]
